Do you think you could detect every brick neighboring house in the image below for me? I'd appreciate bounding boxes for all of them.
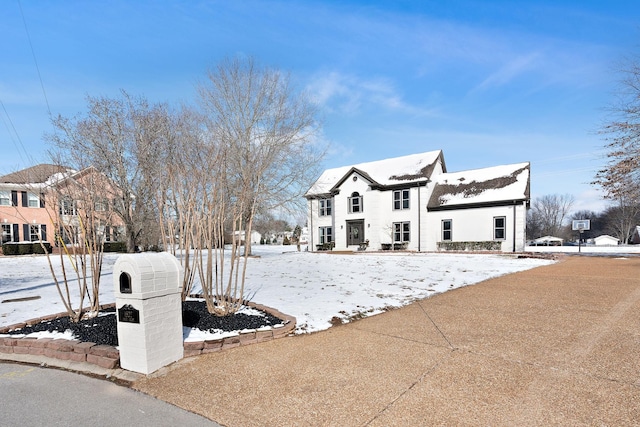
[0,164,124,249]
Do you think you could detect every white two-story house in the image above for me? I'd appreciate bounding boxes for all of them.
[305,150,529,253]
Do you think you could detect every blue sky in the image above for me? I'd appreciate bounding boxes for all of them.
[2,0,639,213]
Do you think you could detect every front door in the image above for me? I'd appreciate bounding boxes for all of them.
[346,220,365,246]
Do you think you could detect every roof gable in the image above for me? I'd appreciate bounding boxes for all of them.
[329,167,376,192]
[305,150,444,197]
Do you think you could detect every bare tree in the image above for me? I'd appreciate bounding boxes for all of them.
[594,55,640,226]
[49,167,121,320]
[527,194,575,238]
[192,56,324,314]
[151,106,204,299]
[47,90,167,253]
[198,56,324,256]
[601,201,640,243]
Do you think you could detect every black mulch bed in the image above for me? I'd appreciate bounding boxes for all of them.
[4,300,284,347]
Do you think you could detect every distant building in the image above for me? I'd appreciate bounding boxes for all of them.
[1,164,124,247]
[593,235,619,246]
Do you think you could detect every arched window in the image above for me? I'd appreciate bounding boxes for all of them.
[348,192,362,213]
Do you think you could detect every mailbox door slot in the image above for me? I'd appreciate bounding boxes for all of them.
[119,272,132,294]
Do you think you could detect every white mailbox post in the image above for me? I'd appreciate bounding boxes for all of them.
[113,252,183,374]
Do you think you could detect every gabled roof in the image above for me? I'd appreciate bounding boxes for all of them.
[305,150,445,197]
[0,164,72,185]
[427,162,530,210]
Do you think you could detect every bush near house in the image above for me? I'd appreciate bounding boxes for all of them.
[437,241,502,251]
[2,242,53,256]
[103,242,127,253]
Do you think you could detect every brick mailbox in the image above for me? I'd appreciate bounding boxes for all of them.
[113,252,183,374]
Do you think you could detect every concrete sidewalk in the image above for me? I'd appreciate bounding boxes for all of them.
[134,256,640,426]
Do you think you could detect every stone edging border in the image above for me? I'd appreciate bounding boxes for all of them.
[0,300,296,371]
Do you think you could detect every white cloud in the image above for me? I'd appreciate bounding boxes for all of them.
[472,52,542,92]
[306,71,438,117]
[572,187,608,213]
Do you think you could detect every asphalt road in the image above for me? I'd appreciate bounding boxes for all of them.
[0,362,219,427]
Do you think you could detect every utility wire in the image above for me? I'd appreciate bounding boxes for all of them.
[19,0,52,117]
[0,97,30,165]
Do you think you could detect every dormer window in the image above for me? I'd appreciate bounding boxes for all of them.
[348,192,362,213]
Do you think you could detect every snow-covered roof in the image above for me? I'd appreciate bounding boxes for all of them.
[427,162,530,209]
[0,164,98,190]
[305,150,444,197]
[0,164,73,186]
[594,235,619,244]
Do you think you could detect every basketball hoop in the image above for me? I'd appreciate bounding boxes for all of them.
[572,220,590,253]
[572,220,590,232]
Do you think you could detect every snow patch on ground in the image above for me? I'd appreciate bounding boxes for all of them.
[0,246,557,335]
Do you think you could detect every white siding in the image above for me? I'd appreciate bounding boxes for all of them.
[306,153,528,253]
[425,203,527,252]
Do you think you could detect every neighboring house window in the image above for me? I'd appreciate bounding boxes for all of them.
[0,190,10,206]
[60,198,77,215]
[58,226,79,245]
[95,198,109,212]
[105,225,113,242]
[319,198,332,216]
[29,224,42,242]
[393,222,410,242]
[319,226,333,244]
[442,219,452,241]
[393,190,410,210]
[95,225,106,242]
[348,192,362,213]
[494,216,506,240]
[1,224,12,244]
[27,192,40,208]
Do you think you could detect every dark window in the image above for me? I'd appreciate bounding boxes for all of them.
[29,224,42,242]
[494,216,506,240]
[319,226,333,244]
[393,190,410,210]
[442,220,452,241]
[393,222,410,242]
[319,198,332,216]
[348,192,362,213]
[1,224,12,244]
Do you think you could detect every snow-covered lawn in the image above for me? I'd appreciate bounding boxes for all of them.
[1,246,557,334]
